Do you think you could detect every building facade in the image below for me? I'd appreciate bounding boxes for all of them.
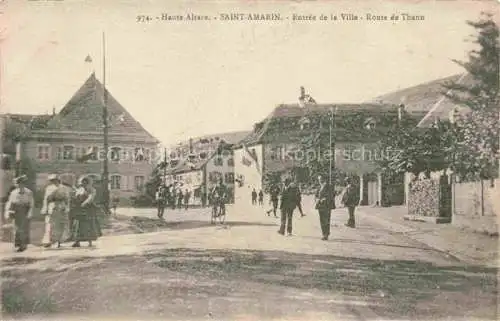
[12,73,159,204]
[163,131,249,205]
[233,103,426,206]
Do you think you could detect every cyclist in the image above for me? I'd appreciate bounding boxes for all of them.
[210,178,228,217]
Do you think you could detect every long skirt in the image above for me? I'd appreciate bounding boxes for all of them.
[42,206,70,245]
[71,206,102,242]
[12,204,31,248]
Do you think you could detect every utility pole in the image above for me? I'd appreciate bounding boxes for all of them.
[329,107,337,191]
[102,32,110,214]
[163,147,167,186]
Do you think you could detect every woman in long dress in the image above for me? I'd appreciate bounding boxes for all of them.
[71,176,102,247]
[41,174,71,248]
[4,175,34,252]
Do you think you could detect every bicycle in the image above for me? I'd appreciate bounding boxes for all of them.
[210,198,226,225]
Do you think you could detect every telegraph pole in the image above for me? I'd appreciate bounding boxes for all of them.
[163,147,167,185]
[102,32,110,214]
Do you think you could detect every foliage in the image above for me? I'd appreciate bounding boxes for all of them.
[379,14,499,181]
[130,193,154,207]
[443,13,500,180]
[378,121,456,178]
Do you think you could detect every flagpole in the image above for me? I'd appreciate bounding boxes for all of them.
[102,31,110,214]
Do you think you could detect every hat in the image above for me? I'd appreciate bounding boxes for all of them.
[13,174,27,184]
[48,174,60,182]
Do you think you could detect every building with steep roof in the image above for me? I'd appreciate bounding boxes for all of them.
[162,130,250,205]
[13,73,160,204]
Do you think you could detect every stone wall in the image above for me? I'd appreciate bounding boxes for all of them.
[452,179,499,235]
[408,179,440,217]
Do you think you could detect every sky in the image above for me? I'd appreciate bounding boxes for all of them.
[1,0,498,146]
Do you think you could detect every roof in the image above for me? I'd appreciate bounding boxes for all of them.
[369,73,474,127]
[5,113,54,130]
[42,73,158,141]
[236,103,404,147]
[171,130,251,152]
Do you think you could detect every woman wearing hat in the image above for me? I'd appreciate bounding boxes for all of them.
[70,176,101,247]
[4,175,34,252]
[41,174,71,248]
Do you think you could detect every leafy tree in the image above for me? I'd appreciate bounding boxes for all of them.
[378,122,455,179]
[299,111,336,183]
[443,12,499,181]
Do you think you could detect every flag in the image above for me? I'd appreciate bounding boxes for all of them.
[77,147,95,163]
[85,55,93,63]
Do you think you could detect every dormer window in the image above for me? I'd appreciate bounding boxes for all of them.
[299,117,311,130]
[364,117,376,130]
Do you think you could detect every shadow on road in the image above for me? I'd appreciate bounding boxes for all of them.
[2,248,497,320]
[126,216,277,233]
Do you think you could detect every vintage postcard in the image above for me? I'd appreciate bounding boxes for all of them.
[1,0,499,320]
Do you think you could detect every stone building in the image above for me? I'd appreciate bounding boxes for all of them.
[9,73,159,205]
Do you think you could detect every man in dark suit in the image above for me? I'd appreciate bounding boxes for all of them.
[266,183,281,217]
[278,178,300,236]
[315,174,335,240]
[341,177,360,228]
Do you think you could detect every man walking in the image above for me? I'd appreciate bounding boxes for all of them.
[315,174,335,240]
[251,188,257,205]
[155,185,167,219]
[258,190,264,205]
[341,177,360,228]
[278,178,300,236]
[266,183,280,217]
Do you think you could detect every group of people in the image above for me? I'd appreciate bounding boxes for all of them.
[251,188,264,206]
[4,174,102,252]
[155,180,228,219]
[155,184,192,218]
[267,174,359,241]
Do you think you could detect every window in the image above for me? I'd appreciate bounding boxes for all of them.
[56,147,63,160]
[122,148,130,162]
[110,175,121,190]
[135,147,145,161]
[214,157,223,166]
[37,144,50,161]
[81,146,99,161]
[225,172,234,184]
[1,154,12,170]
[209,171,222,183]
[62,145,74,160]
[227,158,234,167]
[134,176,145,191]
[110,147,121,162]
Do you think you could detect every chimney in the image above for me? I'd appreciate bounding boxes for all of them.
[52,107,56,115]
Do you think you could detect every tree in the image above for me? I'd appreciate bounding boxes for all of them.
[299,111,336,183]
[443,12,499,181]
[378,122,455,179]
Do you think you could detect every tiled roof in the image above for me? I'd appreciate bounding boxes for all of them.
[369,73,474,127]
[236,103,402,147]
[5,114,54,130]
[43,73,158,141]
[172,130,251,151]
